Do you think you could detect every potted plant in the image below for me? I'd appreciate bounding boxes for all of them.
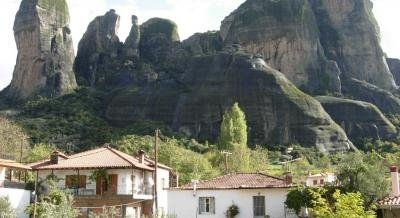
[226,204,239,218]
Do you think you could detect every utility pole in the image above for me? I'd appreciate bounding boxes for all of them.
[154,129,159,214]
[221,151,232,173]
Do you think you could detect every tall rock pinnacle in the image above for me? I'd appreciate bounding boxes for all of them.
[9,0,77,100]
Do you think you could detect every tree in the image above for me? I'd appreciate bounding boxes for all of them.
[336,152,389,207]
[26,143,53,163]
[0,116,29,161]
[219,103,247,151]
[0,197,16,218]
[311,189,375,218]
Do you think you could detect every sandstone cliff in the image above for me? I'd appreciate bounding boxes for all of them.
[105,50,353,153]
[317,96,396,141]
[8,0,77,100]
[310,0,397,91]
[220,0,341,94]
[74,9,122,88]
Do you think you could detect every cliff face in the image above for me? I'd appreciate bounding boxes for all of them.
[317,96,396,141]
[310,0,397,91]
[106,51,352,153]
[73,9,122,88]
[387,58,400,86]
[220,0,341,94]
[8,0,77,100]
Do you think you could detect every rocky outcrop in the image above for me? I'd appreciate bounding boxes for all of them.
[182,31,223,56]
[8,0,77,100]
[124,15,140,58]
[105,51,352,153]
[387,58,400,86]
[342,78,400,114]
[316,96,396,140]
[74,9,122,88]
[139,18,181,66]
[310,0,397,91]
[220,0,341,94]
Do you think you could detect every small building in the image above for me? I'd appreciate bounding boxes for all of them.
[377,166,400,218]
[0,159,32,218]
[305,172,336,187]
[168,173,297,218]
[29,146,171,218]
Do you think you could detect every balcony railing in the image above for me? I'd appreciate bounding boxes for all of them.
[66,184,154,197]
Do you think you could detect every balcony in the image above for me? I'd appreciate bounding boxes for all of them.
[66,184,154,200]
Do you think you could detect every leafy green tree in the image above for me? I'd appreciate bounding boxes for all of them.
[0,197,16,218]
[26,143,53,163]
[311,190,375,218]
[219,103,247,151]
[336,152,389,207]
[0,116,29,161]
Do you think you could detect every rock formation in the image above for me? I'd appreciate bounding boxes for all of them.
[387,58,400,86]
[124,15,140,58]
[310,0,397,91]
[317,96,396,140]
[74,9,122,88]
[8,0,77,100]
[105,50,353,153]
[342,78,400,115]
[220,0,341,94]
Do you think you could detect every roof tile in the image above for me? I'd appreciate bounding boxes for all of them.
[176,173,294,190]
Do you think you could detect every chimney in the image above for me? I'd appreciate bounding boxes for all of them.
[50,151,61,164]
[138,150,145,163]
[391,166,400,196]
[283,172,293,184]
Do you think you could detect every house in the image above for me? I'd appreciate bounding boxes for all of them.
[305,172,336,187]
[377,166,400,218]
[29,146,171,218]
[168,173,297,218]
[0,159,32,218]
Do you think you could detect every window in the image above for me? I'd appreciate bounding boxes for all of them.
[313,180,318,185]
[199,197,215,214]
[253,196,265,217]
[65,175,86,189]
[320,179,324,184]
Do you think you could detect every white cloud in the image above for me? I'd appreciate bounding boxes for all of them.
[0,0,399,90]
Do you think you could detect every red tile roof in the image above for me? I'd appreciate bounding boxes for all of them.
[378,196,400,206]
[176,173,294,190]
[29,146,167,171]
[0,159,31,170]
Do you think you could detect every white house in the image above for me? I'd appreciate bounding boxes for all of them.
[29,146,171,218]
[305,172,336,187]
[0,159,31,218]
[168,173,297,218]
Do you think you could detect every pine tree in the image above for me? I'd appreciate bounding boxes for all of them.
[219,103,247,151]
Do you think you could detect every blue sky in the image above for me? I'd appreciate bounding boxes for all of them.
[0,0,399,90]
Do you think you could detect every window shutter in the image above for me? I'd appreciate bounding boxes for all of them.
[210,198,215,214]
[199,198,204,214]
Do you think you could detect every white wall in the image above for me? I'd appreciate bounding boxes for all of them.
[0,188,31,218]
[306,175,336,187]
[156,168,170,216]
[168,188,296,218]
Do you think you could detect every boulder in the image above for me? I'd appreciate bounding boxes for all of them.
[316,96,396,140]
[74,9,122,88]
[8,0,77,100]
[105,51,352,153]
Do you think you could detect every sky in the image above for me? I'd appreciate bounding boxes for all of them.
[0,0,399,90]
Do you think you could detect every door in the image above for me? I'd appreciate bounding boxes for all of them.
[108,174,118,194]
[253,196,265,218]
